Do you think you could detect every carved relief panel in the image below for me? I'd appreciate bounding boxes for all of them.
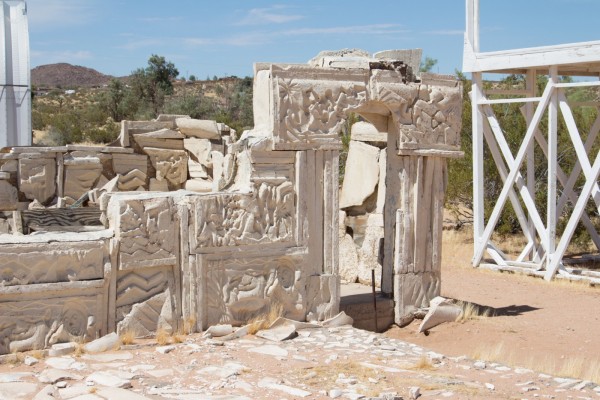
[111,196,178,269]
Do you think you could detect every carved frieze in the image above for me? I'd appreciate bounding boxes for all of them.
[205,256,305,326]
[0,281,104,354]
[256,62,461,153]
[273,70,368,149]
[18,156,56,203]
[144,148,188,189]
[115,266,175,334]
[0,241,105,286]
[112,196,178,269]
[191,181,295,251]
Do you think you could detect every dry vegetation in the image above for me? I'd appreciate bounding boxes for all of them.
[247,302,284,335]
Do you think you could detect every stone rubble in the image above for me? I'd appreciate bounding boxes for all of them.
[0,323,598,400]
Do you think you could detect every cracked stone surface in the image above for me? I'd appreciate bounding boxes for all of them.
[0,325,598,400]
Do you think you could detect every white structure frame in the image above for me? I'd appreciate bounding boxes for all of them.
[0,0,31,148]
[464,0,600,282]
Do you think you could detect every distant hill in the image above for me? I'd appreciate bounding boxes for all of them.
[31,63,113,88]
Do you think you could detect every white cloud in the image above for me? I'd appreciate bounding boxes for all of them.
[236,5,303,25]
[283,24,408,36]
[26,0,94,29]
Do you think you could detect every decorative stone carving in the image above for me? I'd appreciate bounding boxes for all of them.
[305,275,339,321]
[110,196,177,269]
[115,267,175,333]
[268,67,369,150]
[191,181,295,251]
[205,256,305,326]
[0,281,104,354]
[144,148,188,189]
[63,156,103,199]
[0,241,105,286]
[18,156,56,203]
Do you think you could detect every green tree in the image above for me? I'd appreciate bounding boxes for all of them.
[189,74,196,82]
[101,78,127,121]
[419,56,438,73]
[130,54,179,116]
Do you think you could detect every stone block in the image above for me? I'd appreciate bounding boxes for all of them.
[0,181,18,211]
[394,272,440,326]
[111,153,148,176]
[190,182,295,250]
[0,241,106,285]
[176,118,221,139]
[0,280,105,354]
[115,266,176,335]
[144,148,188,188]
[63,156,103,199]
[117,169,147,191]
[305,274,340,322]
[133,128,185,151]
[184,178,212,193]
[18,156,56,204]
[350,121,388,143]
[183,138,212,166]
[339,141,380,208]
[149,178,169,192]
[109,195,177,269]
[204,256,306,326]
[339,234,359,283]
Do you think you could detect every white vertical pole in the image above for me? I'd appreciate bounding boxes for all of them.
[547,66,558,274]
[467,0,485,266]
[525,69,539,262]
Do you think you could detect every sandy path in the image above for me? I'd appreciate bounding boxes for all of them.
[386,230,600,381]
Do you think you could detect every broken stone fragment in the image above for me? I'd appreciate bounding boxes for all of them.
[144,147,188,188]
[418,296,462,333]
[18,156,56,204]
[83,332,119,354]
[339,140,380,209]
[176,118,221,139]
[0,180,18,211]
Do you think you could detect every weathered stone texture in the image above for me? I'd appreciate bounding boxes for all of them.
[111,196,178,269]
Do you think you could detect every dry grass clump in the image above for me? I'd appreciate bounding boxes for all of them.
[301,361,376,387]
[456,301,494,322]
[172,330,185,344]
[155,328,171,346]
[184,316,197,335]
[247,302,284,335]
[119,330,136,345]
[73,337,86,357]
[410,356,435,371]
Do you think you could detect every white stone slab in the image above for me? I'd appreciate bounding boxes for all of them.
[247,344,288,357]
[176,118,221,139]
[339,141,380,208]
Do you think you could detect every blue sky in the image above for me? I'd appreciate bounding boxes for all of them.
[26,0,599,79]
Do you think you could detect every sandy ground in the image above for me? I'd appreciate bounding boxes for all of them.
[387,229,600,383]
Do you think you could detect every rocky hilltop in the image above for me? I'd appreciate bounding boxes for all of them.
[31,63,113,87]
